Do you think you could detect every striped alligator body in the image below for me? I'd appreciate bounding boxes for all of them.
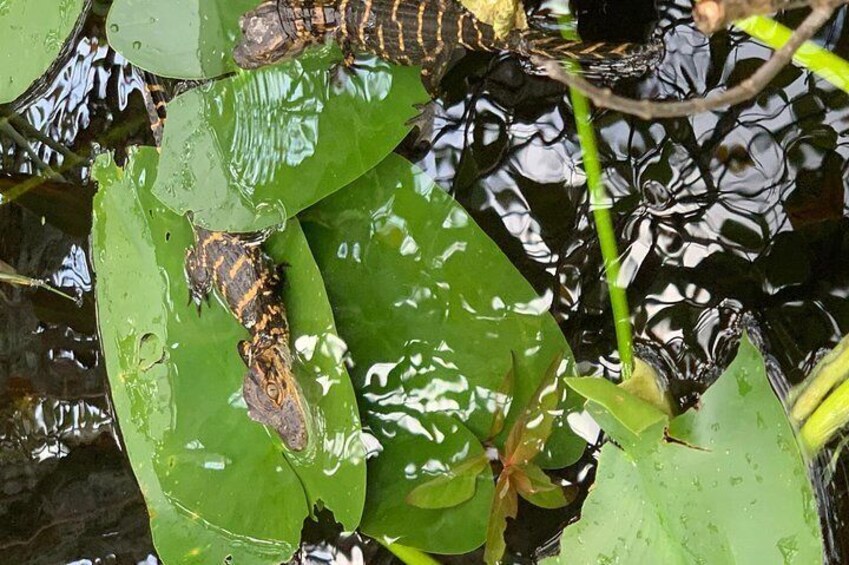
[233,0,661,93]
[185,225,308,451]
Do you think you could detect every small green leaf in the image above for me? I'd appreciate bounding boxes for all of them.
[564,375,668,443]
[406,453,490,509]
[504,352,566,466]
[619,357,675,417]
[513,463,573,510]
[0,0,86,103]
[484,473,518,565]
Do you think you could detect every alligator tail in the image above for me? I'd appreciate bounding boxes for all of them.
[516,31,665,78]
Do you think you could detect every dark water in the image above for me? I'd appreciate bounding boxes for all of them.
[1,0,848,563]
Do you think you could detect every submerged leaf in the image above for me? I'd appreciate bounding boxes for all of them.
[406,453,490,509]
[0,0,85,103]
[546,335,824,564]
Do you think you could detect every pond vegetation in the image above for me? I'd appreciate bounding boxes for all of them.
[2,0,849,563]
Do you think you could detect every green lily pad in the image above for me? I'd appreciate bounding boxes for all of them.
[546,335,824,564]
[106,0,257,79]
[0,0,86,103]
[302,154,585,468]
[92,147,365,564]
[300,154,584,553]
[153,55,426,232]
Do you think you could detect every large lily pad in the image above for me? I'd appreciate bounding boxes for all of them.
[92,147,365,564]
[301,154,585,552]
[0,0,86,103]
[153,55,426,232]
[547,335,824,564]
[106,0,257,79]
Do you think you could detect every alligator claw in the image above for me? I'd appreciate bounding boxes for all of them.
[405,101,438,150]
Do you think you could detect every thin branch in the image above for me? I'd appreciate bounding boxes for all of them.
[0,110,83,165]
[0,122,67,181]
[0,259,80,304]
[532,4,837,120]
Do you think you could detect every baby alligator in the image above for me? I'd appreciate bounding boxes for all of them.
[233,0,662,94]
[185,224,308,451]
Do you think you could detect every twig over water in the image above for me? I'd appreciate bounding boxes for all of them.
[533,1,840,120]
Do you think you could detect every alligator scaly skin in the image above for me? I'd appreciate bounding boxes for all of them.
[185,225,308,451]
[233,0,662,93]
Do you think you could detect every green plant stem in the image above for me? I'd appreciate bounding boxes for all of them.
[0,111,83,165]
[735,15,849,95]
[800,377,849,454]
[789,334,849,424]
[0,270,78,303]
[0,122,66,181]
[380,541,442,565]
[568,85,634,380]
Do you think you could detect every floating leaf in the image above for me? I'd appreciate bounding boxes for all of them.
[302,154,585,471]
[154,55,426,232]
[545,335,824,564]
[0,0,86,103]
[406,453,490,510]
[92,148,365,564]
[106,0,257,79]
[302,154,584,553]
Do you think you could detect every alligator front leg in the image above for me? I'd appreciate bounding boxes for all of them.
[184,246,212,314]
[420,48,455,97]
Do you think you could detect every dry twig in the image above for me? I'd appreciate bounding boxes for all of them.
[533,2,838,120]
